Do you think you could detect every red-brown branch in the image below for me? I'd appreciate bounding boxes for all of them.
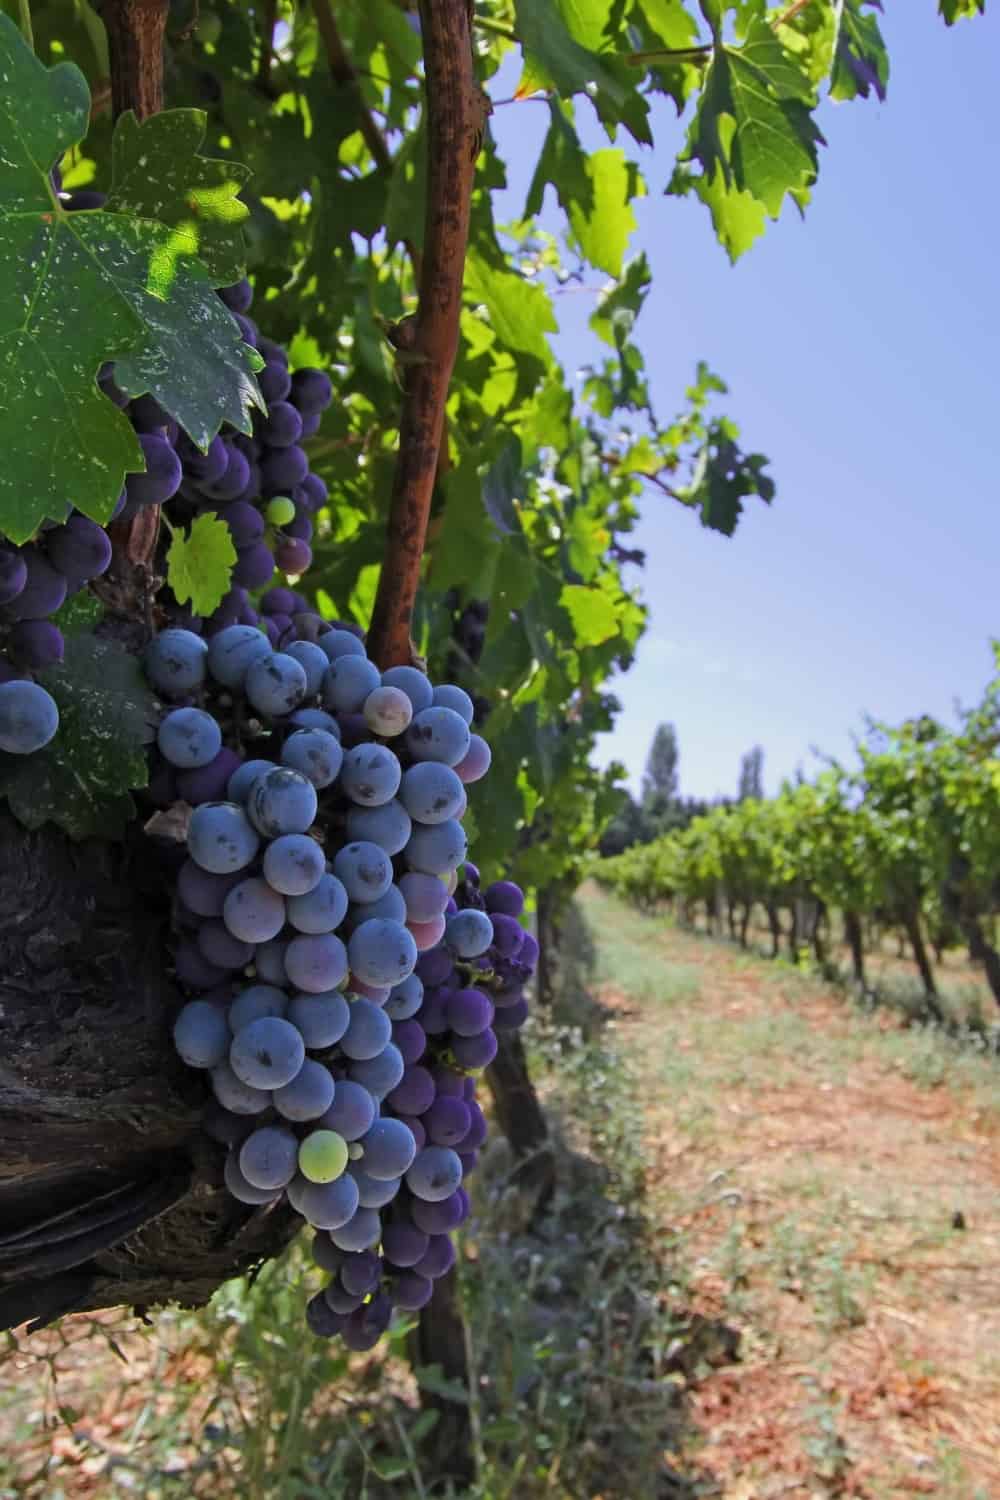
[311,0,393,172]
[99,0,168,119]
[366,0,482,670]
[95,0,169,621]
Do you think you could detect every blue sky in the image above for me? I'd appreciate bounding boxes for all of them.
[487,5,999,800]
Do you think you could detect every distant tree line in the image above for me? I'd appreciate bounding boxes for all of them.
[599,724,765,856]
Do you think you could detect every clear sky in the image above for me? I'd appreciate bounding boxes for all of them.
[487,5,1000,801]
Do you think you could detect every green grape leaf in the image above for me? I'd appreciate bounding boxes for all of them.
[166,512,237,616]
[830,0,889,103]
[560,583,619,647]
[0,635,156,839]
[674,420,776,535]
[513,0,627,106]
[939,0,984,21]
[104,110,252,284]
[50,588,104,638]
[668,16,823,260]
[0,14,261,542]
[568,150,639,277]
[464,251,557,369]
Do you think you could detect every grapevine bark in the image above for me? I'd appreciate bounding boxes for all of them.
[366,0,484,670]
[0,812,300,1332]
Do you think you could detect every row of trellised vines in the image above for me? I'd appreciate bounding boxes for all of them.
[595,647,1000,1022]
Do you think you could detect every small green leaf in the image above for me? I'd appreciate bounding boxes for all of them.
[166,512,237,616]
[560,584,619,646]
[0,635,156,839]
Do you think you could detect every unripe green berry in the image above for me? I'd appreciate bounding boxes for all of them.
[267,496,296,527]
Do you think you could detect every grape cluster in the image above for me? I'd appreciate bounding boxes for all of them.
[0,509,113,752]
[149,616,534,1348]
[95,259,334,638]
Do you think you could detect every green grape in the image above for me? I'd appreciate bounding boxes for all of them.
[198,10,223,45]
[267,496,297,527]
[299,1128,349,1183]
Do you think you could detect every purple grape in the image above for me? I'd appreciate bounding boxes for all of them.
[392,1019,426,1065]
[176,747,242,806]
[381,1221,429,1269]
[387,1064,436,1116]
[410,1190,467,1235]
[178,433,229,485]
[423,1096,471,1148]
[0,547,27,605]
[330,1206,381,1252]
[306,1293,346,1338]
[46,515,112,581]
[177,860,244,918]
[219,279,253,313]
[259,361,292,404]
[230,1015,305,1089]
[299,473,328,511]
[232,542,276,590]
[272,1058,336,1121]
[173,999,230,1068]
[291,368,333,414]
[342,1292,393,1350]
[240,1125,299,1189]
[287,990,350,1049]
[452,1028,498,1069]
[340,1249,382,1296]
[261,444,308,492]
[391,1271,433,1311]
[494,995,529,1029]
[197,920,255,971]
[1,550,66,620]
[259,401,303,447]
[225,1150,279,1204]
[234,312,259,348]
[284,932,348,993]
[222,500,265,548]
[317,1079,377,1141]
[8,620,64,668]
[406,1146,463,1203]
[126,433,182,509]
[413,1234,456,1280]
[174,940,228,991]
[484,881,524,917]
[275,537,312,575]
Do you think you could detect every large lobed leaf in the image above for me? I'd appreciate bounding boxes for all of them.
[668,14,824,260]
[0,14,262,543]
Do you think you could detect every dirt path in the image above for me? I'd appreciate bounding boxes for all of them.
[578,884,1000,1500]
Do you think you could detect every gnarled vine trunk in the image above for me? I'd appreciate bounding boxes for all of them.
[0,813,298,1333]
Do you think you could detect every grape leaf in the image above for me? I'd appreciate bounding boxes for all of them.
[830,1,889,103]
[51,588,104,638]
[464,251,557,369]
[560,584,619,647]
[668,15,823,260]
[939,0,984,21]
[0,14,262,543]
[0,635,156,839]
[166,512,237,616]
[674,419,776,535]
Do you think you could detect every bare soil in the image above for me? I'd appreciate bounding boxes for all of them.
[584,885,1000,1500]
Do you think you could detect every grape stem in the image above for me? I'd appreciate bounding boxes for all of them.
[367,0,484,670]
[16,0,33,51]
